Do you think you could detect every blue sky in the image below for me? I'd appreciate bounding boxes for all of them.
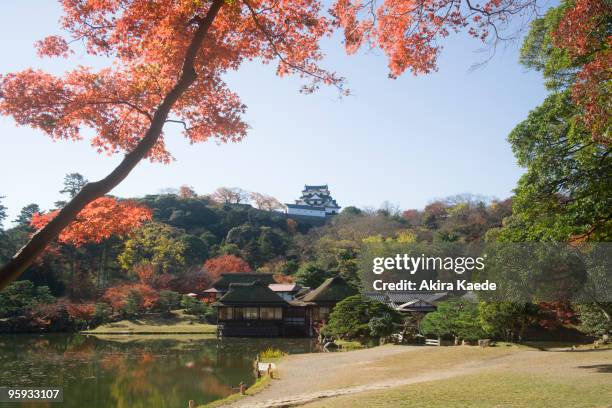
[0,2,548,225]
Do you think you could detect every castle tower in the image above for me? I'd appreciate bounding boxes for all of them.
[286,185,341,218]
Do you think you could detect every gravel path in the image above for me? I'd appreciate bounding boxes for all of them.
[224,345,538,408]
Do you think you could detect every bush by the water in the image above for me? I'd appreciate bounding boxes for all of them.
[259,347,286,359]
[0,280,55,318]
[181,295,215,322]
[157,290,182,313]
[323,295,401,339]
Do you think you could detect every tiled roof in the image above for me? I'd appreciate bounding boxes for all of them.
[215,281,289,306]
[203,288,219,293]
[212,273,276,290]
[363,291,448,305]
[396,299,437,312]
[269,283,301,292]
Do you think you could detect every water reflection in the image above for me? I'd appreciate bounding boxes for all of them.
[0,334,318,408]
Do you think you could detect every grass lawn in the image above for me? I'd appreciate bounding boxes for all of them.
[304,369,612,408]
[199,375,274,408]
[335,339,366,351]
[82,309,216,334]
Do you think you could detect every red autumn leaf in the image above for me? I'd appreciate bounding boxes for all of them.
[204,255,252,280]
[31,197,152,247]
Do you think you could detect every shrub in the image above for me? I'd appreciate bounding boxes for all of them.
[66,302,96,328]
[0,280,55,318]
[421,298,486,342]
[122,290,143,318]
[478,301,535,342]
[259,347,286,359]
[575,303,612,339]
[181,295,207,315]
[368,313,397,338]
[157,290,181,313]
[323,295,401,339]
[102,283,159,314]
[94,303,112,323]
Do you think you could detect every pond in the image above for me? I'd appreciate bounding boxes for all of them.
[0,334,319,407]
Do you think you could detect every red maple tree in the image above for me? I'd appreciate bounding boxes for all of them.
[0,0,543,288]
[31,197,152,247]
[204,255,252,280]
[551,0,610,143]
[103,283,159,311]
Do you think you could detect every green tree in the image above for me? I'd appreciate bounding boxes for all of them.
[94,302,112,323]
[499,93,612,241]
[0,280,55,317]
[324,295,401,339]
[368,313,399,339]
[499,2,612,242]
[157,290,181,313]
[122,289,143,318]
[478,302,535,342]
[13,204,40,227]
[118,223,205,274]
[294,262,330,289]
[181,295,211,317]
[420,299,485,343]
[0,196,6,230]
[575,303,612,339]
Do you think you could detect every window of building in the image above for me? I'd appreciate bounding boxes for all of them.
[219,307,233,320]
[234,307,244,320]
[244,307,259,320]
[260,307,283,320]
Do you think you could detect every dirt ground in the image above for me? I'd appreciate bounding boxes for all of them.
[224,345,612,408]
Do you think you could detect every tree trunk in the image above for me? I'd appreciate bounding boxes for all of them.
[0,0,225,290]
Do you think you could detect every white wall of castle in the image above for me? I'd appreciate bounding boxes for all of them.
[287,207,327,217]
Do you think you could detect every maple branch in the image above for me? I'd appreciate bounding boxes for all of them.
[242,0,345,93]
[0,0,225,290]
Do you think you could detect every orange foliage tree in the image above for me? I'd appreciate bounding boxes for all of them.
[204,255,251,280]
[133,263,156,285]
[30,197,152,247]
[66,302,96,325]
[551,0,610,143]
[0,0,541,288]
[102,283,159,312]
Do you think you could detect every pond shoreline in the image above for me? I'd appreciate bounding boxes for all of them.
[0,332,318,407]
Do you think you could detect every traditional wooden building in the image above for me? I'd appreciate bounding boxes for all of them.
[215,281,293,337]
[214,275,357,337]
[298,276,358,322]
[202,272,276,302]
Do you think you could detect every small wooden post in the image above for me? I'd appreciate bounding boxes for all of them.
[188,400,195,408]
[267,363,273,379]
[239,381,246,395]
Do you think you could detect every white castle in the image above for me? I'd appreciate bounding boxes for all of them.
[286,185,341,218]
